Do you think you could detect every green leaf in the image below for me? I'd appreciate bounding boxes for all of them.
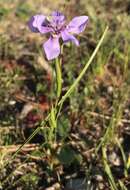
[21,173,39,188]
[31,150,44,157]
[58,26,109,107]
[57,116,70,138]
[74,154,83,165]
[48,106,57,142]
[36,83,45,93]
[58,145,76,165]
[50,106,57,130]
[118,180,127,190]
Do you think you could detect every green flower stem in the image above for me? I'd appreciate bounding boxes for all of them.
[55,56,62,99]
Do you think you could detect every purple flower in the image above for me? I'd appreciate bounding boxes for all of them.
[28,11,88,60]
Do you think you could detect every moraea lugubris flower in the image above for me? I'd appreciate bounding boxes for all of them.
[28,11,88,60]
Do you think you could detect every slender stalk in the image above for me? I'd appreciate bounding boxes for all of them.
[55,55,62,99]
[58,26,109,107]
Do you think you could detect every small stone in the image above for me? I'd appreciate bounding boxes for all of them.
[95,174,103,182]
[108,152,121,166]
[98,182,105,189]
[9,100,16,105]
[107,86,113,94]
[65,178,87,190]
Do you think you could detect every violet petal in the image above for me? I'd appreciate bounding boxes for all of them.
[43,36,60,60]
[51,11,65,26]
[67,16,88,34]
[61,30,79,46]
[28,14,52,34]
[28,16,39,32]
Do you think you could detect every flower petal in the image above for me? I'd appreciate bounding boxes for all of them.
[51,11,65,23]
[50,11,65,28]
[61,30,79,46]
[28,14,52,34]
[67,16,88,34]
[28,16,39,32]
[43,36,60,60]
